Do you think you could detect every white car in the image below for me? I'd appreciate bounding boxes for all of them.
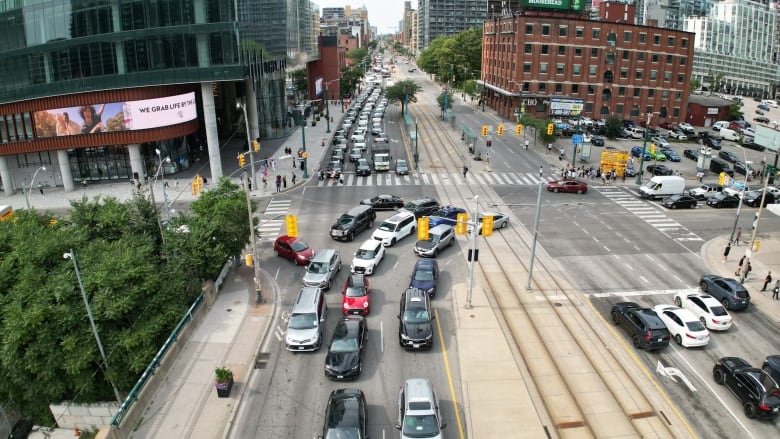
[741,128,755,138]
[350,239,385,275]
[652,305,710,347]
[467,212,510,234]
[678,122,695,133]
[723,184,750,198]
[651,137,671,148]
[668,130,688,140]
[673,293,733,331]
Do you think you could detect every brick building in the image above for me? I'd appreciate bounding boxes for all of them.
[480,9,695,125]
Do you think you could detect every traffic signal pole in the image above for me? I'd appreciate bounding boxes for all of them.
[466,196,480,309]
[243,173,262,304]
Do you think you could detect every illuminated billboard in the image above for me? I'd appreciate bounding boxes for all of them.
[315,77,324,97]
[521,0,584,11]
[33,92,198,138]
[550,97,584,117]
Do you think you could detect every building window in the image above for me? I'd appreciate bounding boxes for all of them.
[540,63,548,74]
[573,64,581,75]
[664,71,671,81]
[605,52,615,65]
[558,46,566,55]
[555,83,563,92]
[576,27,584,38]
[559,26,567,37]
[575,47,582,57]
[592,28,600,39]
[541,44,549,55]
[673,107,680,117]
[652,54,659,63]
[524,43,532,54]
[607,33,617,47]
[675,91,682,99]
[620,68,628,79]
[589,65,597,76]
[624,31,632,42]
[650,70,657,80]
[523,62,532,73]
[542,24,550,36]
[556,63,564,74]
[681,38,688,48]
[648,89,655,97]
[585,102,594,113]
[654,34,661,45]
[618,87,626,96]
[666,55,673,63]
[637,52,644,61]
[635,70,643,80]
[645,105,653,114]
[526,24,533,34]
[622,50,630,60]
[539,83,547,92]
[679,57,686,66]
[615,104,623,114]
[678,74,685,83]
[588,85,595,95]
[668,36,675,47]
[572,84,579,93]
[591,48,598,57]
[634,88,641,98]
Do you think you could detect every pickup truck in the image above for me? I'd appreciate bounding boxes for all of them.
[610,302,671,350]
[690,183,723,200]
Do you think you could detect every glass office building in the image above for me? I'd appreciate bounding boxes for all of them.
[0,0,304,194]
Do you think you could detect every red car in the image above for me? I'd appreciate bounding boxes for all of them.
[547,179,588,194]
[273,235,314,265]
[342,274,371,315]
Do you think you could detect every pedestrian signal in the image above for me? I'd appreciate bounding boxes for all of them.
[285,214,298,237]
[547,123,554,135]
[253,139,260,152]
[497,125,504,136]
[515,124,523,135]
[191,175,204,195]
[481,215,494,236]
[481,125,489,136]
[417,217,429,240]
[455,213,468,235]
[238,154,246,167]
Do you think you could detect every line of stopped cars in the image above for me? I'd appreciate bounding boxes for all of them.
[610,275,780,419]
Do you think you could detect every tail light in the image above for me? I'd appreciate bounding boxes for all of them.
[757,402,773,412]
[645,331,652,341]
[685,333,697,339]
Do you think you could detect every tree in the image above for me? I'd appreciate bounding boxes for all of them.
[384,80,422,115]
[416,29,482,86]
[605,115,624,139]
[689,78,701,94]
[436,92,454,112]
[290,68,307,98]
[705,70,725,95]
[727,103,744,121]
[347,47,369,69]
[464,80,478,97]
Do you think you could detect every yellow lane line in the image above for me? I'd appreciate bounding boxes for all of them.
[434,309,466,439]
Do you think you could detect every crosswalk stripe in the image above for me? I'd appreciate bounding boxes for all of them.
[473,173,488,185]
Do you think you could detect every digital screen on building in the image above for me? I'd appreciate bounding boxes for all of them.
[521,0,584,11]
[550,98,584,117]
[315,77,324,97]
[33,92,198,138]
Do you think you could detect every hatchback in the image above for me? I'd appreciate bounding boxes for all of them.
[273,235,314,265]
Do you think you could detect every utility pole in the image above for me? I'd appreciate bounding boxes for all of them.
[466,196,480,308]
[243,173,262,303]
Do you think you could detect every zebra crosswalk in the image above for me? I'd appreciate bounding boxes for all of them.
[314,171,556,187]
[596,186,703,241]
[256,198,292,241]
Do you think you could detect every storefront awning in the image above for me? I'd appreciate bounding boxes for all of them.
[477,80,517,97]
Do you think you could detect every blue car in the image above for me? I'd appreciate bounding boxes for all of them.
[427,205,467,228]
[630,146,652,161]
[660,148,681,162]
[410,259,439,298]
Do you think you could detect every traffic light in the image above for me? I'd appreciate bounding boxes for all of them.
[547,123,554,135]
[253,139,260,152]
[285,214,298,237]
[191,175,203,195]
[455,213,468,235]
[753,241,761,252]
[481,125,489,136]
[718,172,726,186]
[515,124,523,135]
[417,217,429,240]
[481,215,494,236]
[245,254,253,267]
[497,124,504,136]
[650,143,656,154]
[238,153,246,168]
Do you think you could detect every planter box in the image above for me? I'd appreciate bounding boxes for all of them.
[215,379,233,398]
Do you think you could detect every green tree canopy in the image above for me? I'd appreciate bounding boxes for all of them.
[417,28,482,86]
[384,80,422,115]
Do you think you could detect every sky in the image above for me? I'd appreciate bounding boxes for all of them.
[314,0,410,35]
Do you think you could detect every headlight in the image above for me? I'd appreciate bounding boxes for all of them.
[343,303,349,309]
[325,364,333,371]
[400,333,410,340]
[350,363,360,371]
[426,288,435,295]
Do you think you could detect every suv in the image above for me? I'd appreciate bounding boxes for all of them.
[302,249,341,290]
[610,302,671,350]
[398,288,434,349]
[395,378,446,438]
[702,137,722,149]
[372,211,416,246]
[713,357,780,419]
[699,274,750,310]
[690,183,723,200]
[330,205,376,241]
[286,287,328,351]
[350,239,385,275]
[718,150,740,163]
[414,224,455,257]
[402,197,440,219]
[427,205,468,227]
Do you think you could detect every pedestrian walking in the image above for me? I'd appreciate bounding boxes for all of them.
[722,242,731,262]
[275,174,282,192]
[247,179,252,191]
[38,183,44,195]
[175,179,179,190]
[734,227,742,246]
[559,147,565,161]
[293,157,297,169]
[525,140,529,150]
[462,165,469,178]
[262,177,268,192]
[547,143,552,155]
[283,175,287,189]
[292,173,297,185]
[761,271,773,291]
[773,280,780,300]
[736,255,746,276]
[539,166,543,178]
[271,158,276,172]
[745,261,752,280]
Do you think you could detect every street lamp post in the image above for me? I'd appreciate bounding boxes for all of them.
[526,180,544,290]
[299,104,310,179]
[236,100,257,189]
[243,173,262,303]
[155,149,172,224]
[729,147,751,244]
[25,166,46,209]
[635,112,658,185]
[414,118,420,170]
[64,249,123,404]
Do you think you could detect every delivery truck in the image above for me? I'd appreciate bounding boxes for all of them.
[639,175,685,199]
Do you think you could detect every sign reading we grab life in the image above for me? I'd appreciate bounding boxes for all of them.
[126,92,198,130]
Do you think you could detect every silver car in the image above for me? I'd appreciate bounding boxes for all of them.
[302,249,341,290]
[396,159,409,176]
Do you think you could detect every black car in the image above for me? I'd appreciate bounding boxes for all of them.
[713,357,780,419]
[398,288,434,350]
[360,194,405,210]
[318,389,369,438]
[754,116,770,124]
[718,150,740,163]
[662,194,697,209]
[707,193,740,208]
[742,141,767,152]
[734,161,755,176]
[356,158,372,176]
[610,302,671,350]
[702,137,722,150]
[591,136,605,146]
[764,356,780,384]
[683,149,700,160]
[324,316,367,380]
[743,190,776,207]
[402,197,441,219]
[645,164,673,176]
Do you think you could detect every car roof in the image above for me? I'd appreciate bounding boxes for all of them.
[358,239,381,249]
[276,235,299,244]
[414,258,437,270]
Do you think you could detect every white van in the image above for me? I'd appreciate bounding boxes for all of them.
[719,127,741,142]
[712,121,730,131]
[627,126,645,139]
[762,100,778,108]
[639,175,685,199]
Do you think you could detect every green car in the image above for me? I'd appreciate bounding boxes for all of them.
[649,151,666,161]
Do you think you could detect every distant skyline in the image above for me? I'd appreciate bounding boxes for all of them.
[315,0,411,35]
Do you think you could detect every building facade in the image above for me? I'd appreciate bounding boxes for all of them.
[416,0,487,52]
[481,10,695,124]
[0,0,304,197]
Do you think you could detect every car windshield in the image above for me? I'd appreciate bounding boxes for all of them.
[338,215,354,225]
[325,427,360,439]
[403,308,430,323]
[405,201,420,209]
[290,241,309,252]
[414,270,434,281]
[431,209,447,217]
[402,414,440,438]
[398,160,407,167]
[685,320,706,332]
[378,222,395,232]
[330,336,359,353]
[346,284,366,297]
[307,262,328,274]
[710,305,728,316]
[355,249,375,259]
[288,312,317,330]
